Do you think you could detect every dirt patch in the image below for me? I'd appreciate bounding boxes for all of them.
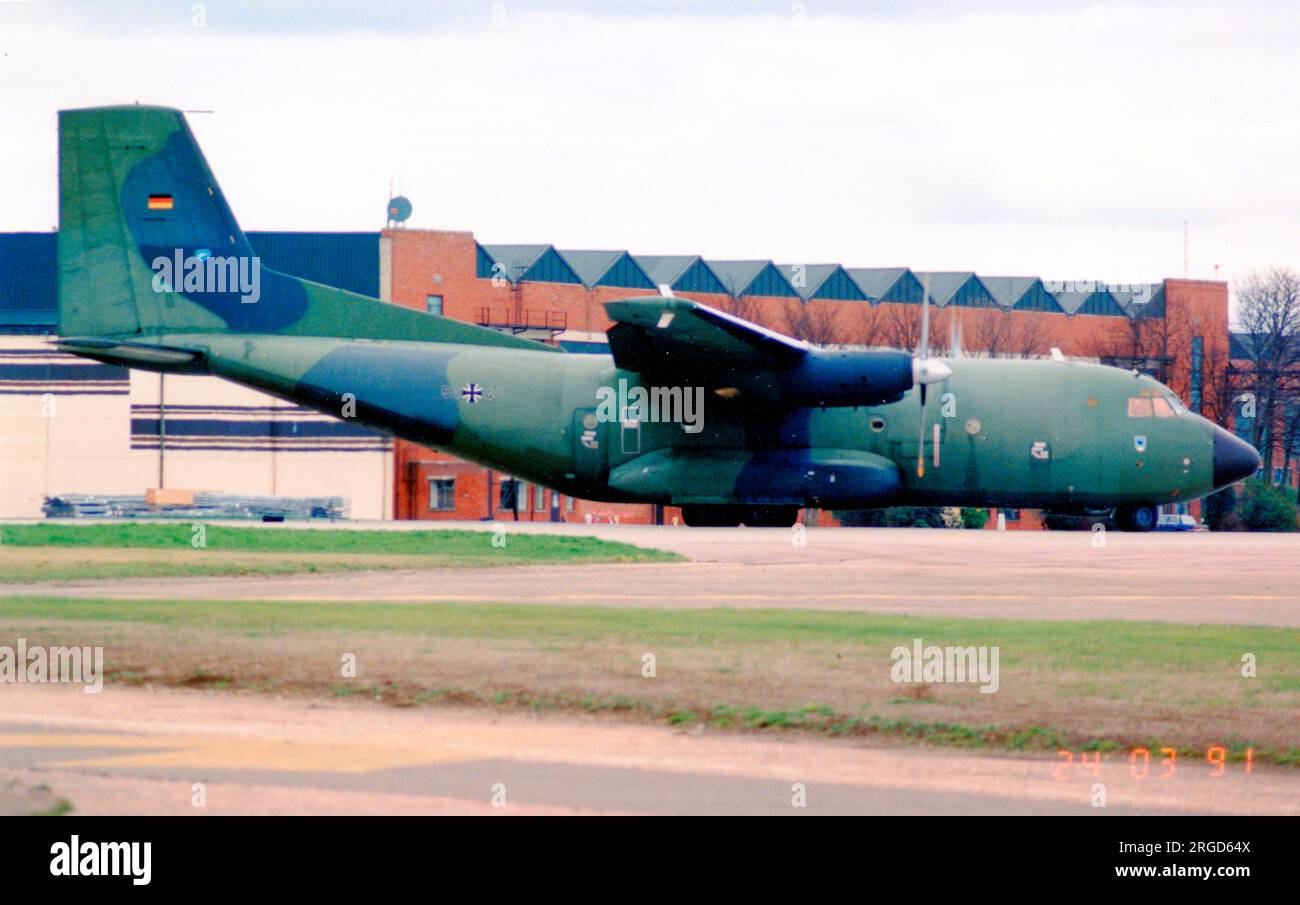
[0,547,423,582]
[0,775,69,816]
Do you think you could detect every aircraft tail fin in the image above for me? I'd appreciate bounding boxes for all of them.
[57,105,550,352]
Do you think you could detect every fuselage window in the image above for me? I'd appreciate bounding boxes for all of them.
[1127,397,1155,417]
[1165,394,1188,415]
[1151,397,1175,418]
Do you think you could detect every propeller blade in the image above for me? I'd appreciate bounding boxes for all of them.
[917,273,931,477]
[918,282,930,361]
[916,388,928,477]
[907,274,948,393]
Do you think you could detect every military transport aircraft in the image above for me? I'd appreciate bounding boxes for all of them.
[53,106,1260,528]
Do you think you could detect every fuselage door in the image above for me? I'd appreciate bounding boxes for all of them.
[1050,371,1097,497]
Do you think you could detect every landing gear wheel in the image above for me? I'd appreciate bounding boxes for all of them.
[742,506,800,528]
[1114,503,1158,532]
[680,505,744,527]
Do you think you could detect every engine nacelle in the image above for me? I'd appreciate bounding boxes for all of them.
[687,348,915,408]
[777,348,916,407]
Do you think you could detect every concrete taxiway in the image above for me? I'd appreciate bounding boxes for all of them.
[0,686,1291,816]
[7,525,1300,626]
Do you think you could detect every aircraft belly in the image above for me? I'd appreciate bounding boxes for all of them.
[609,447,901,507]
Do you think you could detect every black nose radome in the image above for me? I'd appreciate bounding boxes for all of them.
[1212,427,1262,489]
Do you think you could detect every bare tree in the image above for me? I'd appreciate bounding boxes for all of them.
[780,299,843,345]
[1009,313,1054,359]
[1198,335,1243,430]
[880,303,928,352]
[1081,312,1179,382]
[963,309,1015,358]
[853,303,888,348]
[1279,395,1300,483]
[1234,267,1300,473]
[717,294,767,328]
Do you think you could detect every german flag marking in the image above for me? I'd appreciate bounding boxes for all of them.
[147,194,174,210]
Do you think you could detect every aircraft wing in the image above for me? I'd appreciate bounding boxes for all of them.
[604,297,808,372]
[602,296,923,407]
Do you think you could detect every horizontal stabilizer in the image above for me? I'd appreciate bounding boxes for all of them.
[53,337,206,373]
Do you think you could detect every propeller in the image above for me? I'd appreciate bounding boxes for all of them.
[912,275,952,478]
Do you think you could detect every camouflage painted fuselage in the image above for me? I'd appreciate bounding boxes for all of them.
[121,331,1227,512]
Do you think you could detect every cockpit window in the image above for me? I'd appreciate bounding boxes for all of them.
[1128,397,1154,417]
[1129,394,1185,417]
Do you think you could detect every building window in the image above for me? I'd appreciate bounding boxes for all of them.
[499,479,519,513]
[429,478,455,512]
[565,495,575,512]
[535,485,546,511]
[516,482,528,513]
[1190,336,1203,413]
[426,294,443,316]
[1002,509,1021,522]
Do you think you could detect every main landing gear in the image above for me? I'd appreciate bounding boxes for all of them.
[1113,503,1158,532]
[679,505,800,528]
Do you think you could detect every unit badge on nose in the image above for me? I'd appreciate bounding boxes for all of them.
[1030,440,1051,462]
[1134,435,1147,453]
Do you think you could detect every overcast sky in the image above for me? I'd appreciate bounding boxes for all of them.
[2,0,1297,290]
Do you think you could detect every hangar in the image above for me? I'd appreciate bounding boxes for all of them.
[0,226,1260,525]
